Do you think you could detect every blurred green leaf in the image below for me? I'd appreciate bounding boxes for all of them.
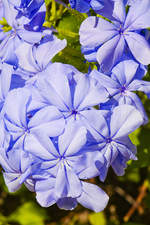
[8,202,47,225]
[45,0,51,5]
[123,223,145,225]
[89,212,106,225]
[0,214,8,225]
[129,127,150,168]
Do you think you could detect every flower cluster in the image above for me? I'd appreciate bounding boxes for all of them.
[0,0,150,212]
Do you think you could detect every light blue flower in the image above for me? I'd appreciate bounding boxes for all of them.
[24,121,109,212]
[15,33,67,81]
[0,62,12,114]
[32,62,109,128]
[8,0,44,20]
[3,88,65,151]
[90,60,150,123]
[0,146,40,192]
[0,0,46,66]
[69,0,104,13]
[79,0,150,72]
[82,105,143,180]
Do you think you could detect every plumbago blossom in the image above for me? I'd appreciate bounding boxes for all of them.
[8,0,44,19]
[0,0,46,66]
[31,62,109,124]
[0,0,150,213]
[69,0,104,13]
[69,0,135,14]
[90,60,150,123]
[15,34,67,81]
[79,0,150,72]
[25,121,109,211]
[0,86,109,211]
[3,88,65,151]
[0,61,13,114]
[82,105,143,181]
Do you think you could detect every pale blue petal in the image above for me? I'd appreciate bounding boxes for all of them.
[65,164,82,198]
[0,63,12,100]
[58,120,87,156]
[73,75,90,109]
[77,77,109,110]
[124,0,150,30]
[80,110,109,141]
[57,197,77,210]
[110,105,143,139]
[77,181,109,212]
[111,60,139,86]
[36,63,72,111]
[35,37,67,69]
[4,88,31,128]
[125,32,150,65]
[24,133,57,160]
[97,35,125,73]
[79,16,118,48]
[15,42,40,73]
[3,172,22,192]
[128,79,150,98]
[90,0,103,11]
[17,29,43,44]
[36,187,56,207]
[90,69,120,89]
[126,92,148,123]
[111,0,126,23]
[55,164,68,198]
[28,106,65,137]
[111,153,128,176]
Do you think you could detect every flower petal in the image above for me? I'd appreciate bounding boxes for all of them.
[110,105,143,139]
[97,35,125,73]
[125,32,150,65]
[77,181,109,212]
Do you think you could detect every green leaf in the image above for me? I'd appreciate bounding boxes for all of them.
[129,127,150,168]
[45,0,51,6]
[89,212,106,225]
[57,11,87,43]
[52,46,91,73]
[8,202,47,225]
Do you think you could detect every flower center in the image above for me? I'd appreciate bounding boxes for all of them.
[120,85,126,93]
[106,137,112,144]
[24,127,30,134]
[118,25,124,35]
[71,109,78,115]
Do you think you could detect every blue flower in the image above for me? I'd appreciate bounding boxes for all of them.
[69,0,104,13]
[24,121,109,212]
[82,105,143,180]
[0,62,13,114]
[79,0,150,72]
[9,0,45,20]
[3,88,65,151]
[0,0,46,66]
[32,62,108,128]
[15,33,67,81]
[0,146,40,192]
[90,60,150,123]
